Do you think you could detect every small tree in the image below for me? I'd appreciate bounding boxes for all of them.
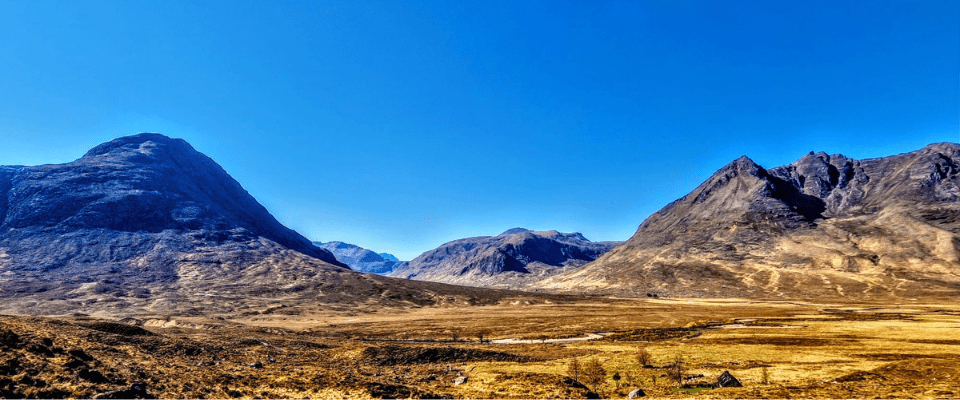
[636,347,653,366]
[760,366,771,385]
[477,331,487,344]
[669,354,685,387]
[583,358,608,396]
[612,371,622,390]
[567,358,582,383]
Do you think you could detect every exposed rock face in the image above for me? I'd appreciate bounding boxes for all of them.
[0,133,534,315]
[389,228,621,289]
[535,143,960,299]
[314,241,402,274]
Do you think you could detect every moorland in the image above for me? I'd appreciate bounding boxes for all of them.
[2,298,959,399]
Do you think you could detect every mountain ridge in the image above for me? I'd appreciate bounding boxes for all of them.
[533,143,960,299]
[389,228,621,289]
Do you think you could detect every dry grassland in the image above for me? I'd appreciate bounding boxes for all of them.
[1,298,959,399]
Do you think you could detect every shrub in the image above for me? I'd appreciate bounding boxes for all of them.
[636,347,652,366]
[583,358,607,395]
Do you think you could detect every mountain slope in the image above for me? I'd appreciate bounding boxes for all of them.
[0,133,343,265]
[389,228,621,289]
[0,134,544,316]
[534,143,960,299]
[314,241,402,274]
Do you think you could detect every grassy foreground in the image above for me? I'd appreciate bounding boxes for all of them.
[1,298,958,398]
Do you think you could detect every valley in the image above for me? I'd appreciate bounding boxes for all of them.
[2,134,959,398]
[2,299,958,399]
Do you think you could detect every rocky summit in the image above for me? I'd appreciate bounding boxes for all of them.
[534,143,960,300]
[388,228,621,289]
[314,241,402,274]
[0,133,531,316]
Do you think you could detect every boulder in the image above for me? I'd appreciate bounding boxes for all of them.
[627,388,646,398]
[716,370,742,387]
[453,376,468,386]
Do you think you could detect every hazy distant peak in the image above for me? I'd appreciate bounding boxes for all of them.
[378,253,400,262]
[316,241,349,249]
[314,241,402,274]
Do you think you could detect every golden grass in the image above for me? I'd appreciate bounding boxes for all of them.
[2,298,959,398]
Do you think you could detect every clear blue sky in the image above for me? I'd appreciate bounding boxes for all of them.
[1,0,957,260]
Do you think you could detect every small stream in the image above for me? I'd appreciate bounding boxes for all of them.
[489,333,606,344]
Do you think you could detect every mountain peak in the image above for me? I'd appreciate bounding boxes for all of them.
[82,133,192,160]
[718,155,764,177]
[499,228,533,236]
[314,241,400,274]
[1,133,345,268]
[921,142,960,154]
[536,142,960,299]
[390,228,619,288]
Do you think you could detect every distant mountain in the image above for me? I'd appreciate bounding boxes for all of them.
[534,143,960,300]
[314,241,402,274]
[388,228,621,289]
[0,133,538,315]
[378,253,400,262]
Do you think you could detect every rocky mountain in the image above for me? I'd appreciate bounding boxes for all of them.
[388,228,621,289]
[314,241,402,274]
[0,133,544,316]
[534,143,960,300]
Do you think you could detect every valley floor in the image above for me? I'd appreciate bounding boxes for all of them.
[1,298,959,399]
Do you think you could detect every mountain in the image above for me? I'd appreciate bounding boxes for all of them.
[533,143,960,300]
[388,228,621,289]
[314,241,402,274]
[378,253,400,262]
[0,133,542,316]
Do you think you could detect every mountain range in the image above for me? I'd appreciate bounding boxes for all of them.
[533,143,960,300]
[388,228,621,289]
[2,133,958,311]
[0,134,544,316]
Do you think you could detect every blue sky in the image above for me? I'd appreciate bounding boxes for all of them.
[1,0,957,260]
